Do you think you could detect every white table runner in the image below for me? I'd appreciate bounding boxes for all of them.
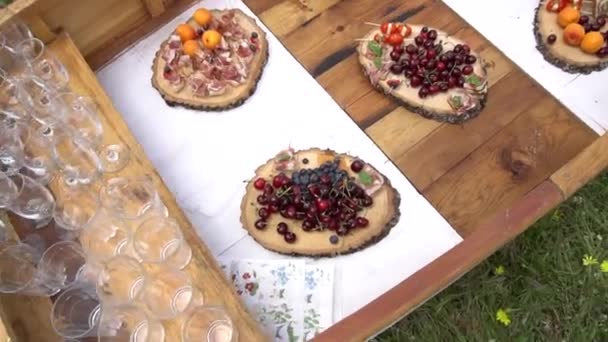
[96,0,463,333]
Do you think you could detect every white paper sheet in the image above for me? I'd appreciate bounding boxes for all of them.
[96,0,463,326]
[442,0,607,134]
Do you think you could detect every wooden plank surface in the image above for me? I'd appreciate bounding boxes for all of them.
[0,0,37,27]
[234,0,601,339]
[0,33,266,342]
[244,0,598,236]
[551,133,608,198]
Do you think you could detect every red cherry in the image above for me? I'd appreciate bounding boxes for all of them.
[254,219,267,230]
[272,175,283,188]
[356,217,369,228]
[316,199,330,212]
[277,222,289,235]
[258,208,270,219]
[253,178,266,190]
[350,160,364,172]
[284,232,296,243]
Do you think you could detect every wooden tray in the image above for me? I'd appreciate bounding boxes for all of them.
[0,33,266,341]
[1,0,607,341]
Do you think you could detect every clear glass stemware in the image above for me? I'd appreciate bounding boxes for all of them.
[16,38,69,91]
[55,92,130,173]
[51,284,102,339]
[16,75,61,126]
[97,303,165,342]
[0,243,61,296]
[56,92,103,147]
[8,173,55,222]
[0,171,18,208]
[182,306,237,342]
[96,255,146,307]
[0,69,29,121]
[132,216,192,270]
[0,16,33,54]
[51,127,103,186]
[37,240,88,291]
[99,177,168,224]
[0,118,27,175]
[21,123,57,185]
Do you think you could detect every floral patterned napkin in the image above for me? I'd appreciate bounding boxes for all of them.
[218,258,334,342]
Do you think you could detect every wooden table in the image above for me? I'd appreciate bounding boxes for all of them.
[240,0,605,340]
[2,0,608,341]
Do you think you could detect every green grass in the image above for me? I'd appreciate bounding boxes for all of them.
[376,172,608,342]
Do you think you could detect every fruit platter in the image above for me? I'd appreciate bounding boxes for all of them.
[357,23,488,124]
[240,148,401,257]
[151,7,269,110]
[534,0,608,73]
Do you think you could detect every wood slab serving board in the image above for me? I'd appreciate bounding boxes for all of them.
[442,0,607,134]
[0,33,266,342]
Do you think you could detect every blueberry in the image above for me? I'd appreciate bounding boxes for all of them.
[310,174,319,183]
[329,235,339,244]
[301,174,309,184]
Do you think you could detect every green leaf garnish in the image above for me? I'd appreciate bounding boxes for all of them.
[276,152,291,162]
[367,41,382,56]
[448,96,463,109]
[358,170,373,185]
[465,74,482,87]
[373,56,383,68]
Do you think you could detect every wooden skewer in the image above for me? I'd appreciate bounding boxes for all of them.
[364,22,380,26]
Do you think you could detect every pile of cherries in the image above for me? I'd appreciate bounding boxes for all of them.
[386,27,477,99]
[252,159,372,244]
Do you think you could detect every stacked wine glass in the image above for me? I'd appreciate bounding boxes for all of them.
[0,16,237,342]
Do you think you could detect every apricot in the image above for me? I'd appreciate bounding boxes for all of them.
[193,8,212,26]
[563,23,585,46]
[183,40,200,56]
[202,30,222,49]
[558,6,580,28]
[176,24,196,43]
[580,31,605,54]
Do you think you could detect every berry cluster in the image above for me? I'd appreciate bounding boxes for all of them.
[252,159,373,244]
[387,27,477,98]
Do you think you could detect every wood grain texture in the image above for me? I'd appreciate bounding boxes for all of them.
[143,0,167,17]
[423,96,595,236]
[550,133,608,198]
[0,33,267,342]
[246,0,599,337]
[0,0,37,27]
[0,0,597,339]
[313,181,564,341]
[88,0,196,70]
